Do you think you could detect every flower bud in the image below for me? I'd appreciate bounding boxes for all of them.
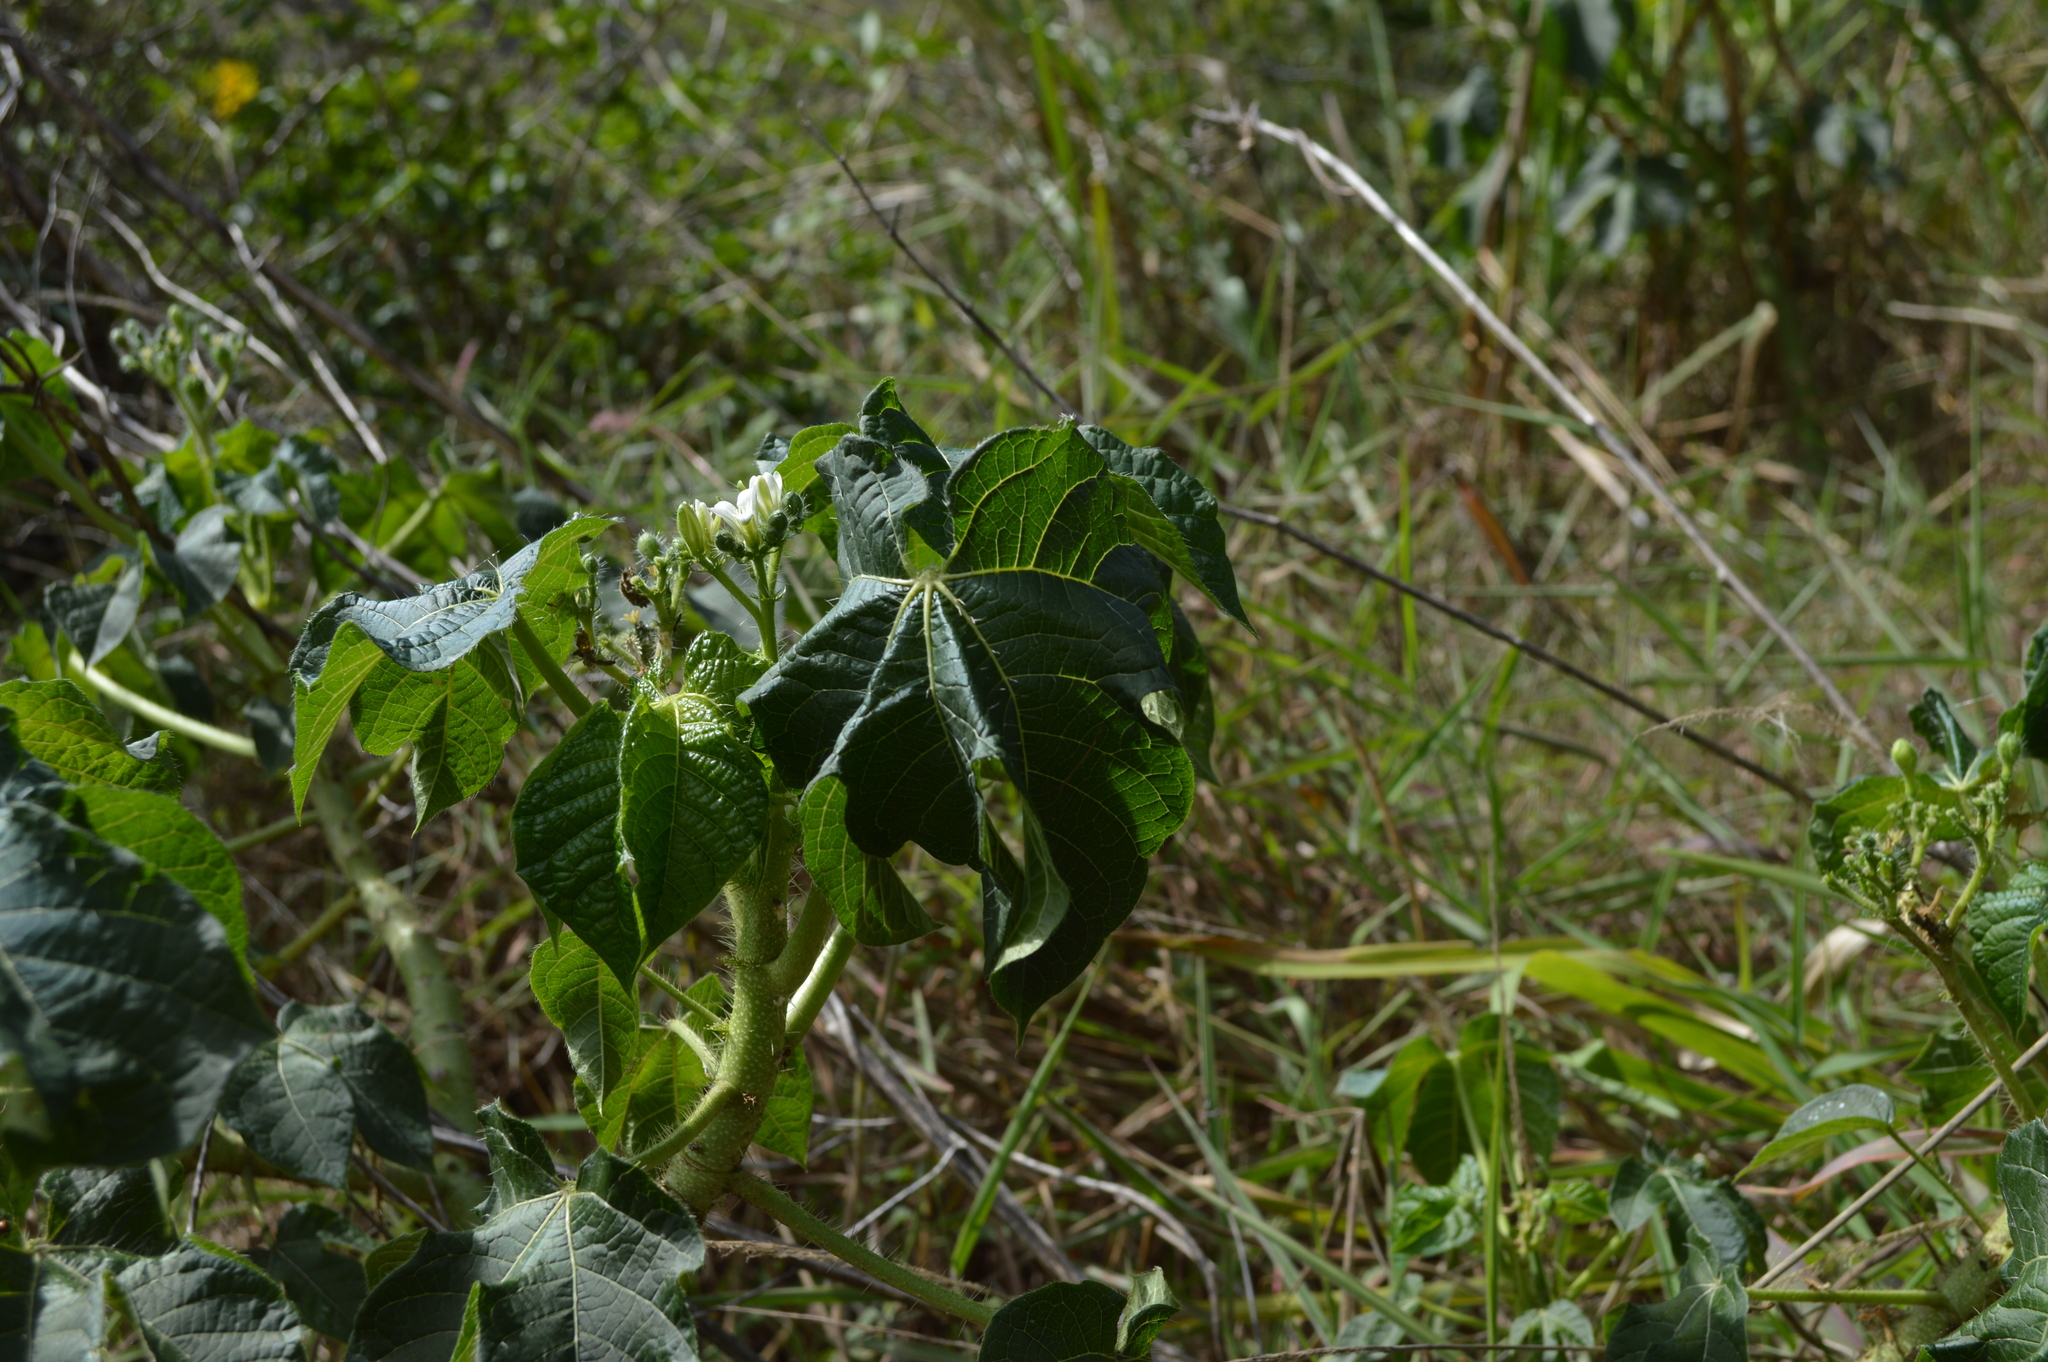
[636,530,665,565]
[1999,729,2024,771]
[1891,738,1917,775]
[675,501,721,563]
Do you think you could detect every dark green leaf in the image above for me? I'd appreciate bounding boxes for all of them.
[1738,1085,1897,1175]
[42,1167,178,1256]
[1391,1155,1484,1256]
[0,748,266,1168]
[814,433,949,575]
[116,1239,305,1362]
[1428,67,1502,172]
[0,678,182,792]
[350,1104,704,1362]
[1969,863,2048,1033]
[44,555,144,668]
[278,1002,435,1170]
[243,697,294,775]
[1906,1025,1992,1124]
[1605,1229,1746,1362]
[979,1279,1125,1362]
[72,784,246,963]
[1911,688,1982,779]
[1076,425,1247,626]
[248,1203,370,1341]
[1457,1014,1561,1169]
[1808,773,1967,876]
[512,702,640,991]
[1932,1118,2048,1362]
[288,516,608,814]
[151,505,243,619]
[2013,618,2048,763]
[800,775,934,946]
[530,928,640,1110]
[364,1230,427,1292]
[1610,1142,1764,1274]
[1548,1181,1610,1225]
[1405,1044,1465,1186]
[619,685,769,948]
[222,1003,433,1183]
[1365,1036,1444,1167]
[1332,1274,1424,1358]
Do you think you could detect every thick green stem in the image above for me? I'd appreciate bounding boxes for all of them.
[659,809,797,1211]
[1898,918,2042,1119]
[728,1171,996,1328]
[785,924,853,1040]
[311,773,478,1130]
[1749,1289,1949,1308]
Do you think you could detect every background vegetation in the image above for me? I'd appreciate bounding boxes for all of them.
[4,0,2048,1357]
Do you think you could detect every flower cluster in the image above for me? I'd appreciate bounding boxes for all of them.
[675,470,800,563]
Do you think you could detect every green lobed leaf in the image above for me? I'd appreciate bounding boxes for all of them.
[117,1239,306,1362]
[1969,863,2048,1033]
[1737,1084,1897,1176]
[511,701,640,988]
[247,1203,371,1341]
[1807,773,1967,876]
[1610,1142,1765,1274]
[1605,1229,1746,1362]
[349,1104,705,1362]
[1457,1014,1562,1170]
[1363,1035,1444,1168]
[150,504,243,619]
[0,679,182,792]
[619,685,770,949]
[1931,1118,2048,1362]
[1911,687,1982,780]
[530,928,641,1114]
[349,643,521,829]
[72,783,246,963]
[0,729,266,1169]
[799,775,935,946]
[1076,425,1247,626]
[287,515,609,815]
[220,1002,434,1185]
[43,554,145,668]
[1509,1300,1594,1362]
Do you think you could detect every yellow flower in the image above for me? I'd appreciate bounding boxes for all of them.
[208,61,259,120]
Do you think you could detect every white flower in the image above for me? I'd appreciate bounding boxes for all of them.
[709,470,785,552]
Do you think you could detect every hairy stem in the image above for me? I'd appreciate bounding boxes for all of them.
[310,773,478,1130]
[511,615,592,718]
[1895,917,2042,1119]
[728,1170,997,1328]
[767,888,834,999]
[659,808,797,1210]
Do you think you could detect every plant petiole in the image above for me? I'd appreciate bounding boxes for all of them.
[1748,1288,1949,1308]
[727,1170,997,1328]
[512,614,593,718]
[631,1077,739,1169]
[67,649,260,758]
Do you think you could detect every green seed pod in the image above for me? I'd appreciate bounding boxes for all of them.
[1891,738,1918,775]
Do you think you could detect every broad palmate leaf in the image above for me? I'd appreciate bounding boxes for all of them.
[1605,1229,1747,1362]
[220,1002,434,1187]
[746,417,1216,1025]
[349,1104,704,1362]
[0,722,266,1169]
[1932,1118,2048,1362]
[1609,1141,1765,1274]
[288,515,608,818]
